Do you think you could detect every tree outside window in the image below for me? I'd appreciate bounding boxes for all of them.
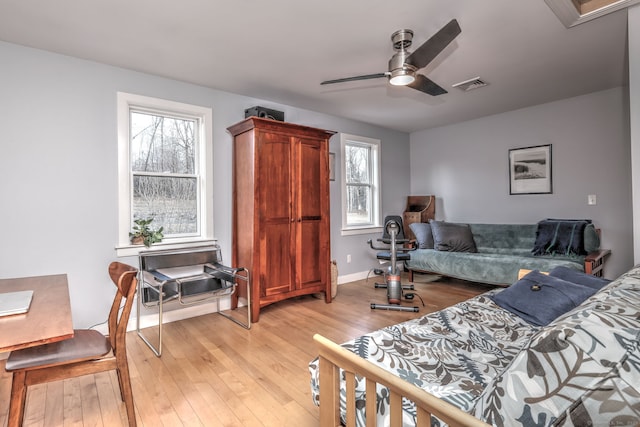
[341,134,381,234]
[345,143,373,225]
[131,111,198,236]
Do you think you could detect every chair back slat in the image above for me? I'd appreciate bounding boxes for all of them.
[107,262,137,351]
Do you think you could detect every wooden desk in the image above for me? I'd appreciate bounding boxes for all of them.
[0,274,74,353]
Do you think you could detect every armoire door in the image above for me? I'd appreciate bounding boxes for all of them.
[294,136,328,291]
[259,132,294,297]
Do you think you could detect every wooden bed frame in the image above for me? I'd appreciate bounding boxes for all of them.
[314,334,490,427]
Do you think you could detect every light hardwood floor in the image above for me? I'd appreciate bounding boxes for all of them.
[0,274,492,427]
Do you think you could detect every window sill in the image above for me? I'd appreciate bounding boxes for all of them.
[341,226,383,237]
[115,238,218,257]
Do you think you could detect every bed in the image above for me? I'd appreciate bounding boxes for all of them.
[309,265,640,426]
[309,290,537,426]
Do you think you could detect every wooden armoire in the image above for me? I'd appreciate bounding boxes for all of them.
[227,117,335,322]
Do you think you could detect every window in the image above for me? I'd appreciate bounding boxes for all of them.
[116,92,213,256]
[340,133,381,235]
[545,0,639,27]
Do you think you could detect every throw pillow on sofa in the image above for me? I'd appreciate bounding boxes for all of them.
[490,270,597,326]
[429,221,477,253]
[583,223,600,253]
[549,266,611,291]
[409,222,434,249]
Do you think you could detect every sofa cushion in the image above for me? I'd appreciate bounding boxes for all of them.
[406,250,583,286]
[409,222,434,249]
[429,221,477,253]
[490,270,597,326]
[549,265,610,290]
[468,223,537,253]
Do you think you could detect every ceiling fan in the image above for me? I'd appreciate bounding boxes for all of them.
[320,19,461,96]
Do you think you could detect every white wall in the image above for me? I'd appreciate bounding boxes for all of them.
[0,41,410,329]
[630,4,640,264]
[410,87,632,280]
[1,34,634,331]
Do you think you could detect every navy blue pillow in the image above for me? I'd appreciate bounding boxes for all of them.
[490,270,597,326]
[409,222,434,249]
[549,266,610,291]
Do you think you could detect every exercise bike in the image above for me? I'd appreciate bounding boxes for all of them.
[367,218,420,312]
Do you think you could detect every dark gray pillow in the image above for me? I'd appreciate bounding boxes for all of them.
[409,222,434,249]
[583,223,600,253]
[429,221,477,253]
[490,270,597,326]
[549,266,610,291]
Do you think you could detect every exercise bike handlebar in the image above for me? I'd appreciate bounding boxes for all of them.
[367,239,414,251]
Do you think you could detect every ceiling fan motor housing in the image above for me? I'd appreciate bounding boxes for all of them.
[389,30,417,85]
[388,52,417,85]
[391,29,413,50]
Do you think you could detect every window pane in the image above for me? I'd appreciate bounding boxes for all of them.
[133,175,197,234]
[131,111,196,174]
[345,144,370,184]
[346,185,371,224]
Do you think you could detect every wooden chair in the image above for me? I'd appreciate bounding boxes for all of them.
[5,262,138,427]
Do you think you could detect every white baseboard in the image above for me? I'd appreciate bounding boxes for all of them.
[95,296,238,335]
[93,273,372,336]
[337,270,373,284]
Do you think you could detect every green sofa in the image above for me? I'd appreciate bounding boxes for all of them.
[406,222,609,286]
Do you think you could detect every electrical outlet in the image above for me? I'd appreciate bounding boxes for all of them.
[588,194,597,205]
[347,254,351,263]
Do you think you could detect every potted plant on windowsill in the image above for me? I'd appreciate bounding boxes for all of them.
[129,218,164,248]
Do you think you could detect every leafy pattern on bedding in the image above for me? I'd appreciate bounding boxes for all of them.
[309,291,537,426]
[472,268,640,426]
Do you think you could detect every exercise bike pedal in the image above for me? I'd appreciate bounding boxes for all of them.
[370,303,419,312]
[374,283,414,290]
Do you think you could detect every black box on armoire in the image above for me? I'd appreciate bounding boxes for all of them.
[244,106,285,122]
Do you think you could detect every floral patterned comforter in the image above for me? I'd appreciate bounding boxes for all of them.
[472,267,640,426]
[309,266,640,426]
[308,290,538,426]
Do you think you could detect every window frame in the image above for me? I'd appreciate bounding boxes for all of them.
[116,92,214,256]
[340,133,382,236]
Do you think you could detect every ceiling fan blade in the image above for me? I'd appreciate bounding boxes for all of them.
[321,72,388,85]
[407,74,448,96]
[406,19,461,70]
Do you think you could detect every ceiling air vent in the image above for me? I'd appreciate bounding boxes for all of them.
[452,77,488,92]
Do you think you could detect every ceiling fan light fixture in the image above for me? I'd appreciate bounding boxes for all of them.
[389,68,415,86]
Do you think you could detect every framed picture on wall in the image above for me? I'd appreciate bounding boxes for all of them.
[509,144,552,194]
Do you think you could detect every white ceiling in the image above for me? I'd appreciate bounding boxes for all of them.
[0,0,629,133]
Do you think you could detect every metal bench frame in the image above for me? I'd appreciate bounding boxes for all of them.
[136,245,250,356]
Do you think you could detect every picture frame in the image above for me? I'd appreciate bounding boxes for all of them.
[509,144,552,195]
[329,152,335,181]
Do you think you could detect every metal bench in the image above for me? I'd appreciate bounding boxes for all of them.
[136,245,250,356]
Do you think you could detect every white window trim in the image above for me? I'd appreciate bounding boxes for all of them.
[115,92,214,257]
[340,133,382,236]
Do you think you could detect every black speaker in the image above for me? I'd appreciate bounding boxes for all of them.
[244,106,285,122]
